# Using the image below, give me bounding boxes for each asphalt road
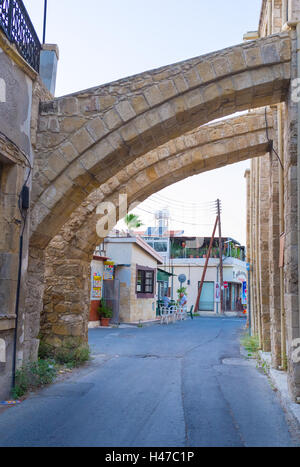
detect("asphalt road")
[0,317,299,447]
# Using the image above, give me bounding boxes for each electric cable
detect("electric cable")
[134,206,215,227]
[265,107,284,171]
[10,139,32,390]
[138,198,218,224]
[147,200,219,219]
[151,193,217,210]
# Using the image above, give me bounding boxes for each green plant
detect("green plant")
[12,359,57,399]
[170,244,182,259]
[177,286,187,301]
[55,345,91,368]
[39,339,91,369]
[257,358,270,375]
[124,214,143,230]
[241,333,260,357]
[98,299,113,319]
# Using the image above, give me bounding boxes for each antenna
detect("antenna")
[43,0,48,44]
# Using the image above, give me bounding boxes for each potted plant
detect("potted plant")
[177,286,187,302]
[98,299,113,327]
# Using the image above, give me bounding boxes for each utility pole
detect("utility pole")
[216,199,224,314]
[195,215,219,313]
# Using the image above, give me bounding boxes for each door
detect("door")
[198,281,215,311]
[103,279,120,324]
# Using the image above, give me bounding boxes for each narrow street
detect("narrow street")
[0,318,299,447]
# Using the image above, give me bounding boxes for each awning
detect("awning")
[157,268,176,282]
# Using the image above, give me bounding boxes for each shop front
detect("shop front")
[223,268,248,313]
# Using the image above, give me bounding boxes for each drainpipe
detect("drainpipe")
[297,23,300,342]
[278,104,287,369]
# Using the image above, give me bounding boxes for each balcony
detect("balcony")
[0,0,41,72]
[170,237,246,262]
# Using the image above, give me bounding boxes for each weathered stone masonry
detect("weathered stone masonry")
[28,23,299,402]
[41,111,273,349]
[0,28,52,398]
[30,32,291,249]
[246,0,300,400]
[1,0,300,404]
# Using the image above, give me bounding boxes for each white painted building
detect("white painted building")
[162,256,248,315]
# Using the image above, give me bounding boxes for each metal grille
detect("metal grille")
[0,0,41,72]
[103,279,120,325]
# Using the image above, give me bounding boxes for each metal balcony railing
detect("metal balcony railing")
[170,245,246,261]
[0,0,41,72]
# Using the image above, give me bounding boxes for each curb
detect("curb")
[258,351,300,433]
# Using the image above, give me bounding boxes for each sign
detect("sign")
[91,273,103,300]
[224,282,228,289]
[215,282,221,303]
[233,270,247,283]
[242,281,247,305]
[246,263,250,271]
[104,261,114,280]
[178,274,187,284]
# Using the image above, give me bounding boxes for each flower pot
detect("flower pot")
[100,317,111,327]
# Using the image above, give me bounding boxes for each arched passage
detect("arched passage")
[39,110,274,348]
[30,33,291,250]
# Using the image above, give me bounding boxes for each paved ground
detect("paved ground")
[0,317,299,447]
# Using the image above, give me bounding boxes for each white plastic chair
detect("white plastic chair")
[169,306,178,323]
[160,306,170,324]
[177,306,187,321]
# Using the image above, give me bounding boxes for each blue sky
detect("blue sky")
[25,0,263,244]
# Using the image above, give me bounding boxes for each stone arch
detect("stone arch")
[30,33,291,250]
[39,110,274,348]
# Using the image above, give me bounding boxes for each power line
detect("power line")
[151,193,217,209]
[148,200,217,215]
[134,206,215,228]
[140,199,218,222]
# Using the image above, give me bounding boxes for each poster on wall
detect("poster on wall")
[104,261,114,280]
[215,282,221,303]
[242,281,247,305]
[91,273,103,300]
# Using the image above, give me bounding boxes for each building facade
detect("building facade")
[104,235,163,323]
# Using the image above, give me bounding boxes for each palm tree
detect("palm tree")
[124,214,144,231]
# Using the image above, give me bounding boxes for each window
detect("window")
[136,267,155,297]
[153,241,168,252]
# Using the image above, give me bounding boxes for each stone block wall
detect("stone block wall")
[0,30,53,398]
[0,34,34,398]
[247,0,300,400]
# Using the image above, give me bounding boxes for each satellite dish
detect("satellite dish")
[178,274,187,284]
